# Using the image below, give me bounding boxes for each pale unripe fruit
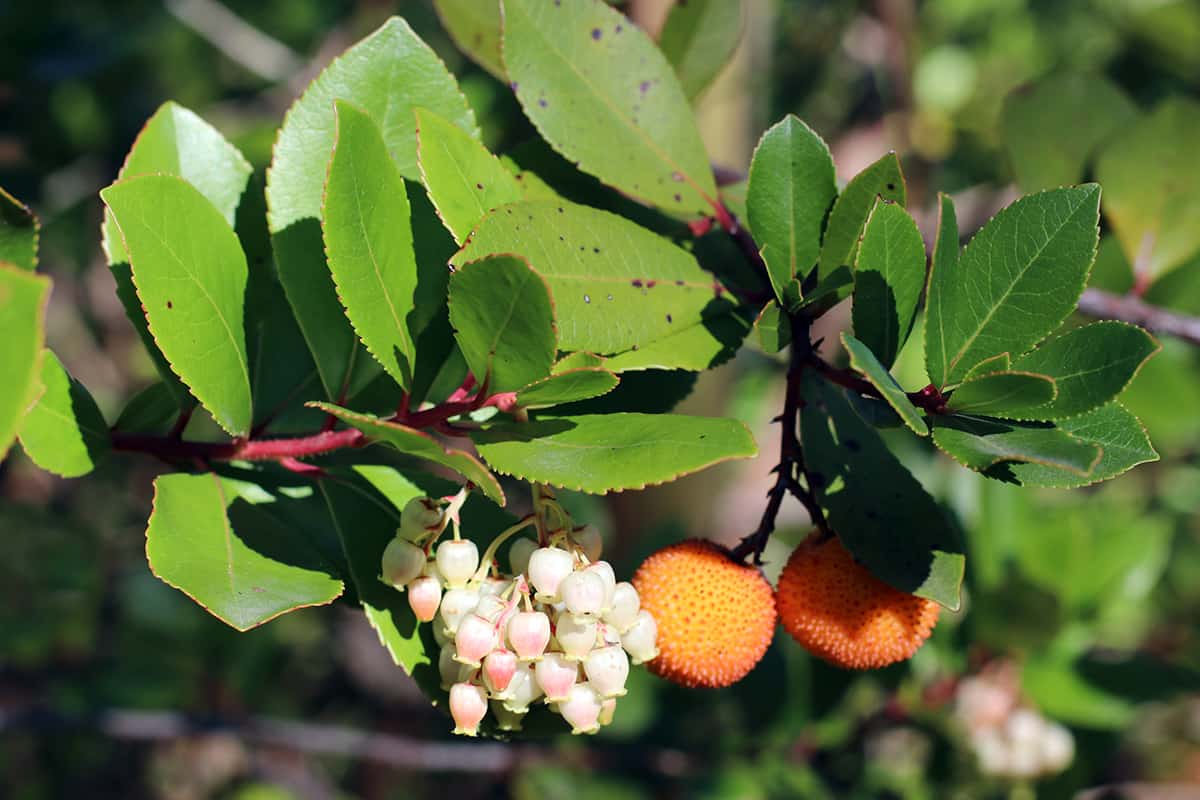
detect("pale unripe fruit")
[400,496,443,539]
[1041,722,1075,773]
[571,524,602,562]
[584,561,616,612]
[407,575,442,622]
[449,682,488,736]
[507,611,552,661]
[557,682,603,735]
[621,610,659,665]
[508,537,537,576]
[483,649,518,694]
[584,645,630,698]
[604,582,640,632]
[556,614,598,661]
[560,569,607,618]
[528,547,575,601]
[490,700,525,731]
[535,652,578,702]
[435,539,479,589]
[439,586,481,635]
[380,538,425,588]
[501,663,543,713]
[454,614,498,667]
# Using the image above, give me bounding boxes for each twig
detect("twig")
[165,0,302,82]
[1077,288,1200,347]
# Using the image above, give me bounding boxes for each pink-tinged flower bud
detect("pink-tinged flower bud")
[604,581,640,632]
[483,648,518,694]
[534,652,578,702]
[439,586,481,635]
[620,610,659,665]
[560,569,607,618]
[571,524,603,562]
[400,496,443,539]
[528,547,575,601]
[435,539,479,589]
[556,614,598,661]
[509,537,538,576]
[585,645,630,698]
[507,611,552,661]
[449,682,488,736]
[501,664,543,713]
[407,575,442,622]
[454,614,498,667]
[557,682,602,735]
[598,697,617,727]
[584,561,616,612]
[490,700,525,731]
[439,645,468,690]
[380,538,425,589]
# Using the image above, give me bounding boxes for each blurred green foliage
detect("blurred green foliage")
[3,0,1200,798]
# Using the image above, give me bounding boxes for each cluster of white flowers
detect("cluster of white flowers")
[956,674,1075,780]
[379,493,658,736]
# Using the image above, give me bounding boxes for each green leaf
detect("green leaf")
[754,302,791,354]
[1004,322,1161,419]
[962,353,1011,381]
[658,0,743,99]
[114,382,180,434]
[146,473,344,631]
[851,200,926,368]
[267,17,475,399]
[0,264,50,460]
[312,403,505,505]
[416,108,524,244]
[103,102,253,406]
[1001,73,1137,192]
[433,0,505,80]
[0,186,38,271]
[746,115,837,304]
[453,201,732,357]
[554,351,606,372]
[102,175,253,436]
[799,374,963,608]
[931,416,1100,476]
[322,101,420,390]
[501,0,718,217]
[990,402,1157,488]
[553,370,697,415]
[18,350,109,477]
[946,371,1057,416]
[817,152,906,284]
[924,185,1101,388]
[103,101,253,265]
[472,413,757,493]
[448,254,556,393]
[1096,98,1200,281]
[842,332,927,436]
[516,368,618,409]
[601,307,751,372]
[319,475,441,697]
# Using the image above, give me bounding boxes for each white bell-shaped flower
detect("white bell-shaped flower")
[584,645,630,698]
[557,682,603,735]
[556,614,598,661]
[453,614,498,667]
[560,569,607,618]
[507,610,552,661]
[501,663,543,713]
[603,581,640,632]
[435,539,479,589]
[406,575,442,622]
[380,538,425,588]
[449,682,488,736]
[439,586,481,636]
[527,547,575,601]
[620,609,659,665]
[534,652,578,702]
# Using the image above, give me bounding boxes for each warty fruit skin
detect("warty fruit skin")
[776,535,940,669]
[633,539,776,688]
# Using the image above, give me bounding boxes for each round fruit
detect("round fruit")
[632,539,776,688]
[776,535,940,669]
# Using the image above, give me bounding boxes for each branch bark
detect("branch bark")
[1077,288,1200,346]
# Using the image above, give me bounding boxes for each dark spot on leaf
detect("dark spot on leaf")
[557,207,564,213]
[646,280,657,288]
[591,28,602,40]
[476,182,484,189]
[510,82,519,92]
[675,280,685,286]
[558,235,565,241]
[639,80,651,93]
[631,344,638,351]
[538,98,548,108]
[674,193,682,203]
[593,247,601,254]
[631,279,643,288]
[887,183,896,191]
[666,314,672,323]
[615,24,623,33]
[166,301,173,309]
[671,172,684,182]
[607,294,614,301]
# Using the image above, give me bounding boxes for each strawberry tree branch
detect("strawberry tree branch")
[1077,288,1200,346]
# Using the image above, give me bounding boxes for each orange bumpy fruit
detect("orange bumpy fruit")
[777,536,939,669]
[632,539,775,688]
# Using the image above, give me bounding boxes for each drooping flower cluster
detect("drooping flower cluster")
[379,489,659,736]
